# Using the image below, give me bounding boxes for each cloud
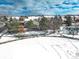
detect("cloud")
[0,4,15,10]
[0,0,79,16]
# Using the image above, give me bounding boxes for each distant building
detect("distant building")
[18,16,26,32]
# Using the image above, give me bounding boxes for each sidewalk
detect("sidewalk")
[0,34,17,43]
[47,33,79,40]
[62,34,79,40]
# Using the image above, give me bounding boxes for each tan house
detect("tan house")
[18,16,26,32]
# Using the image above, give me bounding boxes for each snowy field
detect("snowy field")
[0,36,79,59]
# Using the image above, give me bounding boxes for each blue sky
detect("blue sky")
[0,0,79,16]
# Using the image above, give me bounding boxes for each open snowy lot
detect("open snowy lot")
[0,36,79,59]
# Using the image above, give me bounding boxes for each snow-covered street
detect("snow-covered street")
[0,36,79,59]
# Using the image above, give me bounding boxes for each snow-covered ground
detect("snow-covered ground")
[48,32,79,39]
[0,36,79,59]
[62,34,79,38]
[0,34,17,42]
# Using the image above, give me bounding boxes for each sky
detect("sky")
[0,0,79,16]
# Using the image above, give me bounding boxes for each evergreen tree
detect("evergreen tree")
[64,15,72,26]
[27,20,36,29]
[6,18,20,33]
[39,16,49,30]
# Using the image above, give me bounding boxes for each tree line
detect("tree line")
[0,15,76,33]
